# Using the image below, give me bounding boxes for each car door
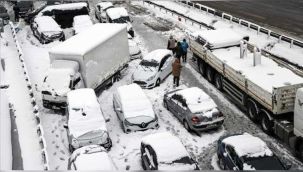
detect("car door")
[225,145,240,170]
[162,54,173,77]
[170,94,187,121]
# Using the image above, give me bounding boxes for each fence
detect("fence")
[8,21,49,171]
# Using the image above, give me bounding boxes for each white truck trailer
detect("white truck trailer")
[42,23,129,109]
[190,29,303,160]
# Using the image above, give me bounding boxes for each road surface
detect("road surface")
[196,0,303,40]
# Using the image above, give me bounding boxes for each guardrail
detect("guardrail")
[179,0,303,48]
[8,21,50,171]
[142,1,303,77]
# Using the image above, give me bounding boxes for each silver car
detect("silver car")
[163,87,224,132]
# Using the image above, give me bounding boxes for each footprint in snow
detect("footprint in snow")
[124,158,128,162]
[52,141,55,144]
[51,130,55,134]
[56,134,59,138]
[60,150,65,155]
[55,166,59,170]
[56,145,59,149]
[59,157,65,161]
[53,152,57,156]
[126,165,130,170]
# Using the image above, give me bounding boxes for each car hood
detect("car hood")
[133,66,157,81]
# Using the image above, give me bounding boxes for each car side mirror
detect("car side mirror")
[63,124,68,129]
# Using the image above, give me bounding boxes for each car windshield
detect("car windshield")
[140,60,159,68]
[112,16,130,23]
[243,155,285,170]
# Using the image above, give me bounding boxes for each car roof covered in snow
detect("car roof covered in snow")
[50,23,127,56]
[141,132,191,163]
[39,2,88,15]
[67,88,107,138]
[71,145,116,170]
[173,87,217,113]
[117,84,155,119]
[106,7,128,20]
[34,16,62,33]
[73,15,93,34]
[96,2,113,10]
[222,133,273,158]
[143,49,172,63]
[196,29,244,49]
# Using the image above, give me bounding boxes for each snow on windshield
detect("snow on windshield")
[35,16,62,33]
[44,69,72,96]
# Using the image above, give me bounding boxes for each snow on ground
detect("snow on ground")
[1,25,43,170]
[135,1,303,67]
[0,48,12,170]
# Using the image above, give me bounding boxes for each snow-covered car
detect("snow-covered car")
[68,145,117,170]
[141,132,199,170]
[66,88,112,152]
[95,2,113,23]
[132,49,173,88]
[0,5,9,21]
[30,16,65,44]
[41,60,84,109]
[217,133,287,170]
[163,87,224,132]
[128,34,142,59]
[73,15,93,35]
[105,7,134,37]
[113,84,159,133]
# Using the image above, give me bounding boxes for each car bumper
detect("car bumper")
[191,117,224,131]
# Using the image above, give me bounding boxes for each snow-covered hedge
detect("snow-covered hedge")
[8,21,49,170]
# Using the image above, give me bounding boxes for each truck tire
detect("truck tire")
[206,66,214,83]
[260,109,274,135]
[214,73,223,90]
[299,143,303,160]
[246,99,259,122]
[198,60,206,76]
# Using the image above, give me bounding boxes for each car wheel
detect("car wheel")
[260,110,274,135]
[141,158,147,170]
[218,156,225,170]
[163,100,169,110]
[183,120,191,132]
[68,144,74,153]
[156,78,161,87]
[298,143,303,160]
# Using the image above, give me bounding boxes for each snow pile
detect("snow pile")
[50,23,127,56]
[117,84,155,119]
[73,15,93,34]
[70,145,116,170]
[213,47,303,93]
[175,87,217,113]
[106,7,129,20]
[39,2,88,16]
[243,163,256,170]
[222,133,273,158]
[144,49,172,63]
[34,16,62,33]
[196,29,245,49]
[67,88,107,138]
[141,132,190,164]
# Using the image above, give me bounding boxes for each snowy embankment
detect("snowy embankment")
[137,1,303,68]
[0,58,12,170]
[1,25,44,170]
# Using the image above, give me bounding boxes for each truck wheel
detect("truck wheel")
[214,73,223,90]
[299,144,303,160]
[260,109,274,135]
[198,60,206,76]
[206,67,214,83]
[247,99,259,122]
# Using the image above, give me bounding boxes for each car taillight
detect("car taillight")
[191,116,200,124]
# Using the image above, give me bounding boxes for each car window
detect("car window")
[73,77,81,88]
[226,145,240,169]
[159,55,170,70]
[171,94,187,108]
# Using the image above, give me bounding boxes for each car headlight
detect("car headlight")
[147,75,156,81]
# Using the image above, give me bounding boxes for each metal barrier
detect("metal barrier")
[8,21,50,170]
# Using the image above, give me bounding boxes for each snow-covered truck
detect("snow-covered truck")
[42,23,129,109]
[190,29,303,159]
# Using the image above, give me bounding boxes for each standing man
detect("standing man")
[13,5,20,22]
[181,39,189,62]
[167,35,177,54]
[172,57,182,87]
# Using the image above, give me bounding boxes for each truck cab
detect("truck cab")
[42,60,84,109]
[294,88,303,138]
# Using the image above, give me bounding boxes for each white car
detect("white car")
[106,7,134,37]
[68,145,117,170]
[95,2,113,23]
[66,88,112,152]
[132,49,173,88]
[141,132,199,170]
[128,34,142,59]
[73,15,93,35]
[113,84,159,133]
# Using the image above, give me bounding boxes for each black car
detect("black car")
[31,16,65,44]
[15,1,33,17]
[0,5,9,21]
[141,132,199,170]
[217,133,288,170]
